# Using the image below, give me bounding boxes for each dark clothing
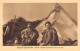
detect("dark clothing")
[21,28,39,46]
[42,28,59,46]
[3,25,13,44]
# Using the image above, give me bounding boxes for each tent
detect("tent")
[36,3,77,44]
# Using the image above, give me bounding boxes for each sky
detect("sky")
[3,3,77,25]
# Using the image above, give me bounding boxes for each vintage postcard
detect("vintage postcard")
[0,0,80,51]
[3,3,77,46]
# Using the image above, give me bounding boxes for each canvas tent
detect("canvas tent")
[36,3,77,44]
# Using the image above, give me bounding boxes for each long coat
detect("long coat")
[21,28,39,46]
[42,28,59,46]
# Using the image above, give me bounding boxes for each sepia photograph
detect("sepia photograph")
[3,3,77,46]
